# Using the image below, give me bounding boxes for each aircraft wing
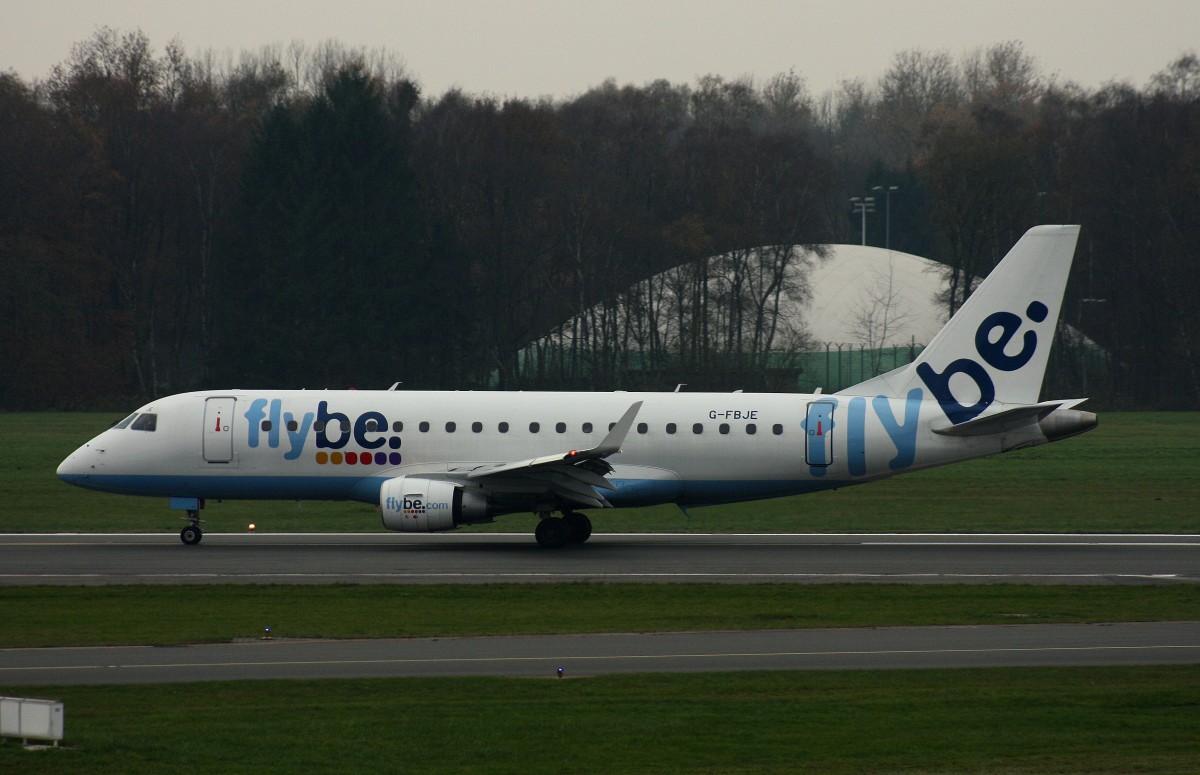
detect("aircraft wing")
[462,401,642,509]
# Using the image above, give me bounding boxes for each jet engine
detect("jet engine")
[379,476,491,532]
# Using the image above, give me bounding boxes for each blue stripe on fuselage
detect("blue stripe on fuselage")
[59,473,849,508]
[57,473,372,502]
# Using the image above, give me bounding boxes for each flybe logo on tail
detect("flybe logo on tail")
[917,301,1048,424]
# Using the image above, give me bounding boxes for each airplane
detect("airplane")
[58,225,1097,548]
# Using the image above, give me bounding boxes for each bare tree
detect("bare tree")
[848,254,915,373]
[963,41,1042,114]
[1148,53,1200,100]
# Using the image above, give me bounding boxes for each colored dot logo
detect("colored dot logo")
[316,451,401,465]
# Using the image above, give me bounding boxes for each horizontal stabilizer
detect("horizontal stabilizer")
[932,401,1068,436]
[932,399,1093,438]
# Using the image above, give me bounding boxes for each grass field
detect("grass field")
[3,668,1198,774]
[4,411,1198,534]
[3,583,1198,648]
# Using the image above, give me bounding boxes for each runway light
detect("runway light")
[556,667,564,678]
[248,523,256,531]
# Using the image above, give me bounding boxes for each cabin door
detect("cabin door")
[805,401,835,467]
[203,397,236,463]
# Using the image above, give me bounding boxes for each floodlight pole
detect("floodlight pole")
[872,185,899,250]
[850,196,875,246]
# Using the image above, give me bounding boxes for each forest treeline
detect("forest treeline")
[2,29,1198,409]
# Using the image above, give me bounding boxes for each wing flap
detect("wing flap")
[463,401,643,510]
[466,401,642,480]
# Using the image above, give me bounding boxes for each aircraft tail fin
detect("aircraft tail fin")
[838,225,1081,425]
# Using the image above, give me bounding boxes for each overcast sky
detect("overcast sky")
[5,1,1198,99]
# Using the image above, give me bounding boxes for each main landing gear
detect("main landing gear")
[534,511,592,548]
[180,510,203,546]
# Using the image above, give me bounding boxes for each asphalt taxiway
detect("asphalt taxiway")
[1,532,1197,585]
[3,622,1199,686]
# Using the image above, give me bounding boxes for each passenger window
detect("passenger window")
[131,413,157,432]
[499,422,509,433]
[113,413,138,429]
[609,423,616,431]
[261,420,272,432]
[719,423,730,434]
[746,423,757,435]
[772,424,784,435]
[419,421,430,432]
[365,419,379,432]
[666,423,676,434]
[340,419,350,432]
[287,420,298,432]
[392,421,403,432]
[472,421,483,433]
[692,423,703,434]
[446,422,457,433]
[556,422,566,433]
[530,422,540,433]
[314,420,326,432]
[637,422,648,434]
[582,422,593,433]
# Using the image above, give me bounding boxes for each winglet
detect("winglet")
[586,401,643,459]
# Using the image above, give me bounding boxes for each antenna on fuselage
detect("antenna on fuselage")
[674,384,686,392]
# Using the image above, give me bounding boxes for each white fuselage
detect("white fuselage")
[57,388,1047,512]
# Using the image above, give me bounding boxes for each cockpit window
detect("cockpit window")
[113,413,139,429]
[131,413,158,432]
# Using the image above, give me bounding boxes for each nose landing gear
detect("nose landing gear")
[180,510,204,545]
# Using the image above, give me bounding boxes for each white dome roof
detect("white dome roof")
[801,244,948,347]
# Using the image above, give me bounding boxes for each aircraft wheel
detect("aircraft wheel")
[180,525,203,546]
[564,512,592,543]
[534,517,570,549]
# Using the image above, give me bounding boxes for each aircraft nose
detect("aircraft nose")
[57,445,98,484]
[57,452,82,481]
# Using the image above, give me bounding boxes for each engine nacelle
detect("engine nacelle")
[379,476,491,533]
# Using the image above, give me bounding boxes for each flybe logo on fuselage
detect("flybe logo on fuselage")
[244,398,402,465]
[917,301,1048,425]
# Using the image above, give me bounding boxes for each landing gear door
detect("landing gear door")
[203,397,236,463]
[805,401,835,467]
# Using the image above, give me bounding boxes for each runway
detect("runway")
[3,622,1198,686]
[4,533,1197,686]
[1,532,1197,586]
